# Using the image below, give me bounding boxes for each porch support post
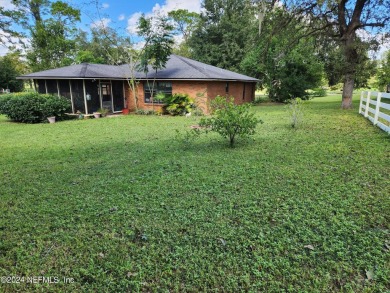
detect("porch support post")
[33,79,37,92]
[99,80,102,109]
[110,80,114,112]
[57,80,60,97]
[83,79,89,114]
[123,80,126,108]
[69,80,75,113]
[44,80,48,94]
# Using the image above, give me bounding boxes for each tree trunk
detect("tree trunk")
[341,34,358,109]
[341,73,354,109]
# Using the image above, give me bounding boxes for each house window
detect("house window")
[225,82,229,93]
[144,81,172,103]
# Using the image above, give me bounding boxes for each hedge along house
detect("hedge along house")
[18,55,258,114]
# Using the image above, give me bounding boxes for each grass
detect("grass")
[0,94,389,292]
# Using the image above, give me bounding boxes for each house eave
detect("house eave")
[18,77,259,82]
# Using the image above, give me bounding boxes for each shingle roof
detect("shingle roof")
[19,55,258,82]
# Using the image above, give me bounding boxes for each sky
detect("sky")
[0,0,202,55]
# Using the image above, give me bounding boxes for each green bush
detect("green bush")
[135,109,156,115]
[161,93,194,116]
[286,98,305,128]
[329,83,343,91]
[200,96,262,147]
[0,92,71,123]
[311,87,327,97]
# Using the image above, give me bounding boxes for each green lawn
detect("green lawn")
[0,95,389,292]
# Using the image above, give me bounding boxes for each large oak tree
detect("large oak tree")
[300,0,390,108]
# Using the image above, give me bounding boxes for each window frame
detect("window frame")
[144,81,172,104]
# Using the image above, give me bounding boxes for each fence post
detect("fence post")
[373,92,382,125]
[364,91,371,118]
[359,92,364,114]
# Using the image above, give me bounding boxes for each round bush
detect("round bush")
[0,92,71,123]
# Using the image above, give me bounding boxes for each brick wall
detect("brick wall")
[125,80,256,114]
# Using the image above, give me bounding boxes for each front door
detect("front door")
[100,82,112,111]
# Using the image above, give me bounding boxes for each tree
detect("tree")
[377,51,390,92]
[0,52,26,92]
[298,0,390,108]
[188,0,255,72]
[75,27,132,65]
[242,8,324,101]
[199,96,262,147]
[168,9,200,57]
[317,37,377,88]
[10,0,81,71]
[137,14,174,110]
[0,7,23,45]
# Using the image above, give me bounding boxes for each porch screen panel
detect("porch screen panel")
[85,80,100,113]
[71,80,85,113]
[112,80,124,111]
[46,80,58,95]
[58,80,73,112]
[37,80,46,94]
[58,80,71,99]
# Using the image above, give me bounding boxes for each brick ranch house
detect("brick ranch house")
[18,55,258,114]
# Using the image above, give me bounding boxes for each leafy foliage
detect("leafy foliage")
[137,14,174,109]
[376,50,390,92]
[199,96,262,147]
[161,93,194,116]
[0,92,71,123]
[137,14,174,75]
[168,9,200,58]
[74,27,132,65]
[0,53,25,92]
[11,0,81,71]
[241,10,323,102]
[286,98,305,128]
[188,0,255,72]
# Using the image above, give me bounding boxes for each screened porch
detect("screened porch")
[34,79,126,114]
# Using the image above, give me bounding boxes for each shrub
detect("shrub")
[329,83,343,91]
[0,92,71,123]
[286,98,305,128]
[96,108,110,117]
[135,109,156,115]
[161,93,194,116]
[199,96,262,147]
[311,87,327,97]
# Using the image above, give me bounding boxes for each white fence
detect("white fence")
[359,91,390,134]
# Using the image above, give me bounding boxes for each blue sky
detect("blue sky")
[75,0,201,33]
[0,0,202,55]
[80,0,201,36]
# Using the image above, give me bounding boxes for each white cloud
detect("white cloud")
[102,3,109,9]
[118,14,125,21]
[0,0,15,9]
[90,17,111,29]
[126,0,201,36]
[0,45,8,56]
[127,12,143,35]
[133,41,146,50]
[0,32,28,57]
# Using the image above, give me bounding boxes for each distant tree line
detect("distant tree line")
[1,0,389,106]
